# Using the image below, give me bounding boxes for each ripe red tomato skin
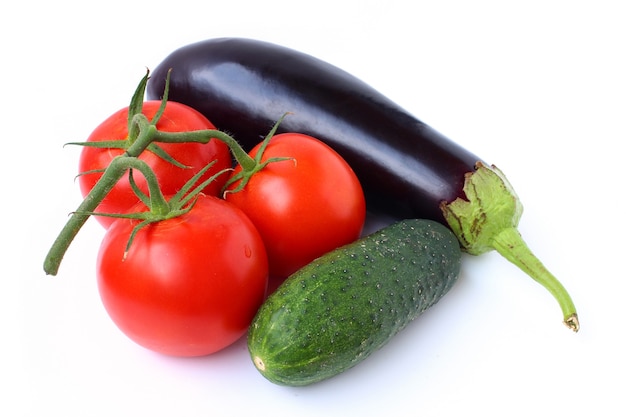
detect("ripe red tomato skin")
[96,194,268,357]
[225,133,366,285]
[78,101,231,228]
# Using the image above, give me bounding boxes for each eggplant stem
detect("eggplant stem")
[491,227,579,332]
[441,162,579,332]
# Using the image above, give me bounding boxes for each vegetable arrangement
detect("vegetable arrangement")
[43,38,578,386]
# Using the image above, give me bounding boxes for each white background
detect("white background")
[4,1,625,416]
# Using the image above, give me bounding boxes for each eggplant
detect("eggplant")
[146,37,578,331]
[147,38,479,224]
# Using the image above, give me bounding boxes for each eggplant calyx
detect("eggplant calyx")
[441,162,579,332]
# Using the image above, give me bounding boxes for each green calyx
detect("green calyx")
[222,112,294,195]
[441,162,579,332]
[74,158,228,259]
[442,162,522,255]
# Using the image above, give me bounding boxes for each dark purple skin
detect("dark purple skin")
[146,37,482,226]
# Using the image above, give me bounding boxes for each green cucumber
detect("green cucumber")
[247,219,462,386]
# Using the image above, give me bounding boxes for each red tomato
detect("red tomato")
[224,133,366,286]
[96,194,268,357]
[78,101,231,228]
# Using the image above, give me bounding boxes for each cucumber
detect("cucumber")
[247,219,462,386]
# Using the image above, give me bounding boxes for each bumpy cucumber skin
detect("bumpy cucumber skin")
[247,219,462,386]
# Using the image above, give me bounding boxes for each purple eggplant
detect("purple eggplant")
[146,37,578,331]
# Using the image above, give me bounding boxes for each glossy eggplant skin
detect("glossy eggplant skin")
[146,37,482,224]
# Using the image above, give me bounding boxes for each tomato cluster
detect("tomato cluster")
[69,80,366,357]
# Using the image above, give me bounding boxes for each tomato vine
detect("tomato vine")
[43,70,289,275]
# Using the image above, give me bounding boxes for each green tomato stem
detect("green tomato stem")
[126,158,171,215]
[44,69,257,276]
[44,117,251,276]
[44,114,245,276]
[220,114,293,194]
[152,128,257,171]
[441,162,579,332]
[44,156,137,275]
